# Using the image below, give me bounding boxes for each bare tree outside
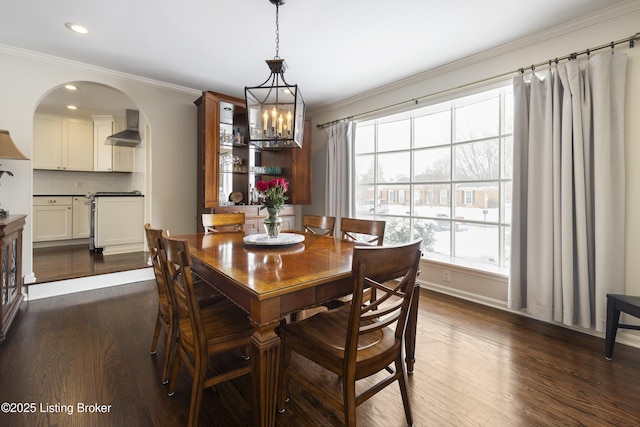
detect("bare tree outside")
[454,140,499,181]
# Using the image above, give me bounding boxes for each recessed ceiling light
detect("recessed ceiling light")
[67,105,78,110]
[65,22,88,34]
[65,84,77,91]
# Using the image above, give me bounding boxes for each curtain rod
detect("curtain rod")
[316,31,639,130]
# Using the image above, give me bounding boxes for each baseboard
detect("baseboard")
[34,239,90,249]
[25,268,154,300]
[617,329,640,350]
[420,280,509,311]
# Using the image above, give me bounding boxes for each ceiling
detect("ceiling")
[0,0,630,114]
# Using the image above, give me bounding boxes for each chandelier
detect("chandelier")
[245,0,305,149]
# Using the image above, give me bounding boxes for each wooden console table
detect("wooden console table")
[0,214,26,344]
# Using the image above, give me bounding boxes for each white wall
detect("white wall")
[0,45,202,280]
[307,4,640,338]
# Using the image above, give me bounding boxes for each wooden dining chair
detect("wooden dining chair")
[202,212,245,234]
[317,217,387,312]
[303,214,336,237]
[291,213,336,322]
[340,217,386,246]
[162,231,254,427]
[144,224,224,385]
[277,239,422,426]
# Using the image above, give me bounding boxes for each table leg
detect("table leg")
[251,322,281,427]
[405,284,420,374]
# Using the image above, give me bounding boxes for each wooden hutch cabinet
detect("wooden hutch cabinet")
[195,91,312,232]
[0,214,26,344]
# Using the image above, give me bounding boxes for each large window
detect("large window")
[352,84,513,270]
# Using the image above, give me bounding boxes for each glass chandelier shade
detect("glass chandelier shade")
[245,59,304,149]
[245,0,305,149]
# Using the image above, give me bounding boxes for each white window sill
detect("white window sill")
[420,252,509,280]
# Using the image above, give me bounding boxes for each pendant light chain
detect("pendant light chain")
[274,3,280,59]
[245,0,305,148]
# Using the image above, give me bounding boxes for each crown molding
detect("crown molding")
[0,43,201,97]
[311,0,640,116]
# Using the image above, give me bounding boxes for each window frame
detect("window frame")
[351,83,513,272]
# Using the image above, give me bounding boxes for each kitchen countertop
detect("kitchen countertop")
[92,194,144,197]
[34,193,144,197]
[34,194,88,197]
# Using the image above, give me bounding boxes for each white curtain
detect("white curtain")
[509,52,627,332]
[325,121,352,224]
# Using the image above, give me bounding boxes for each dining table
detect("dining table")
[178,231,419,427]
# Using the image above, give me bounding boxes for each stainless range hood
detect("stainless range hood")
[105,109,141,147]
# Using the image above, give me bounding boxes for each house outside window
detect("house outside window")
[352,84,513,270]
[439,189,448,205]
[463,189,474,206]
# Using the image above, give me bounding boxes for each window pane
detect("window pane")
[455,97,499,142]
[454,223,498,265]
[421,218,450,256]
[454,182,500,222]
[355,154,375,184]
[412,183,450,218]
[378,119,410,152]
[354,123,375,154]
[414,110,451,148]
[413,147,450,182]
[383,218,411,245]
[384,218,437,251]
[378,184,410,216]
[378,152,410,183]
[351,83,512,272]
[354,185,375,216]
[454,139,499,180]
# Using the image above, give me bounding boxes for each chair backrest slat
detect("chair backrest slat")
[340,217,386,246]
[202,213,245,234]
[303,215,336,236]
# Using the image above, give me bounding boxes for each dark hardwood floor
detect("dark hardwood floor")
[32,244,150,284]
[1,281,640,426]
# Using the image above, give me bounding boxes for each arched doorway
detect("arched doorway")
[31,81,149,284]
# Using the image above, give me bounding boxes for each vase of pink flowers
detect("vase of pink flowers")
[256,178,288,238]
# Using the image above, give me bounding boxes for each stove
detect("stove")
[86,191,142,197]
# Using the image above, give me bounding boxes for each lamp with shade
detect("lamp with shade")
[0,129,30,217]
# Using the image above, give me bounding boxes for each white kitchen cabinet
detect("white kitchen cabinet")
[94,196,144,254]
[33,114,62,170]
[93,116,134,172]
[93,115,114,171]
[112,119,134,172]
[33,197,73,242]
[33,114,93,171]
[62,118,94,170]
[72,196,90,239]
